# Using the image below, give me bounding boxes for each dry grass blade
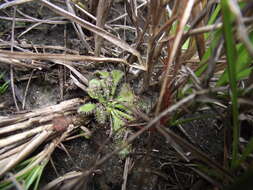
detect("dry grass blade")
[0,57,42,69]
[107,1,147,24]
[192,1,206,59]
[18,22,44,38]
[0,125,50,148]
[95,0,113,56]
[42,171,83,190]
[0,98,87,178]
[0,0,33,9]
[0,16,67,24]
[142,0,167,90]
[38,0,145,70]
[1,124,87,187]
[54,60,88,87]
[0,114,57,135]
[10,5,19,112]
[156,126,233,182]
[0,141,30,160]
[156,0,195,115]
[0,50,128,64]
[187,17,253,36]
[121,157,131,190]
[66,0,91,52]
[0,129,53,176]
[0,98,83,125]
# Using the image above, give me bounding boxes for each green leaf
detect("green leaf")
[0,155,48,190]
[113,108,133,121]
[0,72,9,94]
[195,29,222,78]
[235,137,253,168]
[96,70,110,78]
[95,104,107,124]
[116,83,134,104]
[113,103,132,115]
[82,70,135,136]
[100,78,111,99]
[78,103,96,114]
[217,32,253,86]
[0,81,8,94]
[113,103,127,110]
[0,72,5,79]
[87,79,102,99]
[118,144,130,158]
[182,37,190,50]
[111,70,124,96]
[111,110,125,131]
[237,67,253,79]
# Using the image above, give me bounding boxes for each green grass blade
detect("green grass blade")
[0,81,9,94]
[221,0,240,169]
[33,166,44,190]
[217,31,253,86]
[208,4,221,25]
[235,137,253,168]
[25,166,41,189]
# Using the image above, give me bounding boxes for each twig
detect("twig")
[22,69,35,109]
[0,15,67,24]
[66,0,91,52]
[107,1,147,24]
[10,6,20,111]
[42,171,83,190]
[0,0,33,9]
[121,157,131,190]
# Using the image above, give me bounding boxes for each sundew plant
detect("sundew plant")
[78,70,135,134]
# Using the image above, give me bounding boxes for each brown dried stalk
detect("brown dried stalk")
[95,0,113,56]
[0,98,89,176]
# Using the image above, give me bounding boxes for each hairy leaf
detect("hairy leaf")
[95,104,107,124]
[116,83,134,104]
[87,79,103,100]
[111,110,125,131]
[96,70,110,78]
[78,103,96,114]
[111,70,124,96]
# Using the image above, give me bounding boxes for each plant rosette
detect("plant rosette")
[78,70,135,136]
